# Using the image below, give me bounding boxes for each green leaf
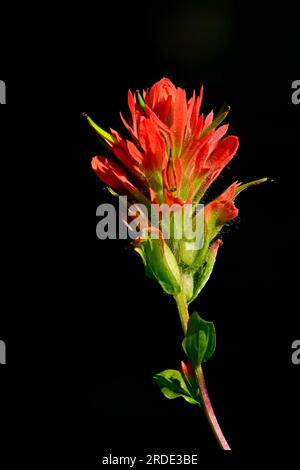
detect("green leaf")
[153,369,201,406]
[137,91,146,112]
[182,312,216,367]
[234,177,268,196]
[83,113,116,144]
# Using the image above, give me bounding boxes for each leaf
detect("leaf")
[83,114,116,144]
[153,369,201,406]
[234,177,268,196]
[137,91,146,112]
[182,312,216,367]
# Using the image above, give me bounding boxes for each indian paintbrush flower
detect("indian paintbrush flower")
[84,78,267,450]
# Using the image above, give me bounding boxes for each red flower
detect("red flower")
[85,78,239,206]
[85,79,267,294]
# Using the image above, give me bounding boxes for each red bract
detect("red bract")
[85,78,239,206]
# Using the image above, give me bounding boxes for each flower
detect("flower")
[85,78,239,206]
[85,78,267,299]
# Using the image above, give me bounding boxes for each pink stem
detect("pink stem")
[175,293,231,450]
[195,366,231,450]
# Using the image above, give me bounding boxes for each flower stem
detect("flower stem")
[174,292,231,451]
[194,366,231,450]
[174,291,189,333]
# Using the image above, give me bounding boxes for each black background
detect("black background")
[0,0,299,467]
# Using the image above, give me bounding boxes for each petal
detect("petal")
[128,90,137,131]
[205,200,239,229]
[203,110,214,129]
[138,118,167,171]
[171,87,188,151]
[91,156,137,193]
[109,130,144,178]
[194,142,211,172]
[206,135,239,170]
[215,181,241,202]
[146,77,177,111]
[204,181,240,240]
[120,112,136,140]
[186,90,196,133]
[210,124,229,144]
[126,140,143,165]
[190,85,204,131]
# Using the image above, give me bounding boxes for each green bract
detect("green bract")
[135,238,181,295]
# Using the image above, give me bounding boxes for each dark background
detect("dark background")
[0,0,299,467]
